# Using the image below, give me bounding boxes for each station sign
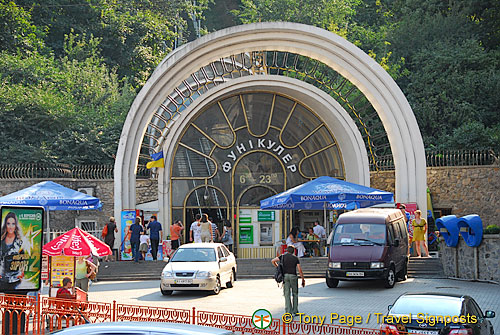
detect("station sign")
[257,211,275,222]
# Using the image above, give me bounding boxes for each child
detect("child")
[139,232,150,261]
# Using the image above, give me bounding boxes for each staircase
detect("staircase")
[407,255,445,279]
[96,257,328,281]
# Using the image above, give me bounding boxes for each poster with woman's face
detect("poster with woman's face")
[0,206,44,293]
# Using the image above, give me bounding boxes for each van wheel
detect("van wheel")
[326,277,339,288]
[384,267,396,288]
[397,263,407,281]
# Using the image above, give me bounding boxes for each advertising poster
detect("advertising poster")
[50,255,74,287]
[0,206,44,293]
[239,225,254,244]
[121,210,136,261]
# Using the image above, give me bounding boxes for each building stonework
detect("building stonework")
[0,165,498,233]
[439,235,500,283]
[371,166,500,226]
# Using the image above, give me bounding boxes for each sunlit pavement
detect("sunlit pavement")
[88,277,500,331]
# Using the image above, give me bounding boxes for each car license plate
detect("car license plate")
[174,279,193,284]
[346,272,364,277]
[409,330,439,335]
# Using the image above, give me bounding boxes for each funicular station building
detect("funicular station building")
[114,23,427,258]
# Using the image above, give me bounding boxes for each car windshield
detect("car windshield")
[390,296,462,316]
[170,248,217,262]
[332,223,386,245]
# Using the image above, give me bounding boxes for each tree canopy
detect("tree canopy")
[0,0,498,166]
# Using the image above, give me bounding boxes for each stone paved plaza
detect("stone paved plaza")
[88,277,500,331]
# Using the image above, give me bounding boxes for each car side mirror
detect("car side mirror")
[387,304,393,311]
[485,310,495,318]
[393,239,400,247]
[219,257,227,262]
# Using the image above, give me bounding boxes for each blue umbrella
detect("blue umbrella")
[0,181,102,210]
[0,181,102,240]
[260,176,393,210]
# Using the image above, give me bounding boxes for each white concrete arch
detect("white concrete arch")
[157,76,369,226]
[114,22,426,232]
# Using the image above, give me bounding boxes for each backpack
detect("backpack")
[221,229,230,243]
[274,255,284,284]
[102,224,108,238]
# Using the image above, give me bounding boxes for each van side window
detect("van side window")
[393,222,402,239]
[387,226,395,244]
[398,220,408,240]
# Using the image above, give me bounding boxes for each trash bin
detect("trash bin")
[435,215,459,247]
[457,215,483,247]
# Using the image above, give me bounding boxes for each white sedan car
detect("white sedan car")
[160,243,237,295]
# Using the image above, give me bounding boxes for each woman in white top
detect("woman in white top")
[286,227,306,258]
[199,214,213,243]
[222,220,233,252]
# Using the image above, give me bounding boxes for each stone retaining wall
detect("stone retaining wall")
[438,235,500,283]
[371,166,500,226]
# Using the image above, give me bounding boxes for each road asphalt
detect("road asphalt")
[87,277,500,331]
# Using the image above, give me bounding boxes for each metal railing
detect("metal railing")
[0,164,151,180]
[373,149,498,171]
[0,293,391,335]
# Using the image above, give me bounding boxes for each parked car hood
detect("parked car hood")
[164,261,219,272]
[329,245,386,262]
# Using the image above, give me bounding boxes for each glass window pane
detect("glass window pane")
[171,179,203,207]
[300,125,335,155]
[240,187,277,207]
[271,95,295,128]
[241,93,273,136]
[220,95,246,129]
[281,104,321,148]
[186,187,226,207]
[194,103,234,147]
[180,125,214,154]
[172,146,216,177]
[300,146,343,178]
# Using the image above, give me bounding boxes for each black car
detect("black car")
[381,293,495,335]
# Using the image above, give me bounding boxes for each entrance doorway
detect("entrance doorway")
[184,208,228,244]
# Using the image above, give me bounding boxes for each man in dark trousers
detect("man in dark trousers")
[127,217,143,263]
[271,245,305,316]
[147,215,163,260]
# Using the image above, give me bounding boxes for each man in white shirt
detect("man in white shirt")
[189,213,202,243]
[313,221,327,256]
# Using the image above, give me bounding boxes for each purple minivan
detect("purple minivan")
[326,208,409,288]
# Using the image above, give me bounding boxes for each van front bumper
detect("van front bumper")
[327,268,387,280]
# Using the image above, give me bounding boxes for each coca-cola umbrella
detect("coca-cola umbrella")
[42,227,111,257]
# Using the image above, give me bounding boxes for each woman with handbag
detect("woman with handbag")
[221,220,233,252]
[75,256,97,292]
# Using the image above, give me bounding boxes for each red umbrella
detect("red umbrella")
[43,227,112,257]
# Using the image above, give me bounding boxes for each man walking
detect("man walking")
[127,217,143,263]
[147,215,163,260]
[190,214,202,243]
[103,217,118,262]
[209,217,220,242]
[271,245,305,316]
[313,221,327,256]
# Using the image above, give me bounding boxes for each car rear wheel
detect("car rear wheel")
[384,266,396,288]
[212,276,221,295]
[226,272,234,288]
[161,288,173,296]
[326,277,339,288]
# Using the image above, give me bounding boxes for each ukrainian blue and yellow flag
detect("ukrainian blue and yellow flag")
[146,151,164,169]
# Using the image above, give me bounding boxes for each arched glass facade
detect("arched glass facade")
[170,92,345,257]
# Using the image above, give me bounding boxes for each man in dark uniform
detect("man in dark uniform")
[271,245,305,316]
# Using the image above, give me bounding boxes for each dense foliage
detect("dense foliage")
[0,0,498,165]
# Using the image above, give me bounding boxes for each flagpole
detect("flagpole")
[46,209,50,244]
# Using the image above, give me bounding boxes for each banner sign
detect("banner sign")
[0,206,44,293]
[258,211,275,222]
[121,210,136,261]
[50,255,74,287]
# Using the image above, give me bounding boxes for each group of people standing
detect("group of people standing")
[189,214,233,251]
[126,215,163,263]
